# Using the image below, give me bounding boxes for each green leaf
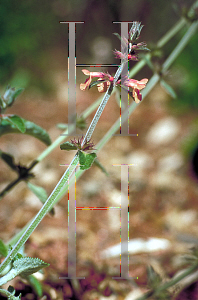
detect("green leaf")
[113,32,128,46]
[89,79,106,89]
[2,86,24,107]
[3,115,26,133]
[27,275,43,297]
[27,182,55,215]
[147,265,162,289]
[12,88,24,100]
[76,115,87,130]
[0,96,6,109]
[93,158,109,176]
[0,151,17,171]
[27,182,48,203]
[0,118,51,145]
[60,141,78,151]
[142,54,155,71]
[12,257,47,277]
[56,123,68,130]
[0,239,8,257]
[0,257,49,285]
[160,79,177,99]
[78,151,97,170]
[14,257,49,277]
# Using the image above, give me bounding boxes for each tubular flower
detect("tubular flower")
[124,78,148,103]
[80,69,106,91]
[80,69,120,93]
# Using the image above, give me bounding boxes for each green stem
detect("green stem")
[0,288,20,300]
[0,7,188,201]
[0,176,22,199]
[6,16,197,254]
[135,263,198,300]
[0,154,79,273]
[162,20,198,72]
[129,16,187,78]
[0,61,127,275]
[82,62,126,144]
[157,18,186,48]
[1,12,197,281]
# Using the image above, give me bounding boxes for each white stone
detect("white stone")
[158,152,184,172]
[124,290,144,300]
[101,238,171,258]
[127,151,154,170]
[146,117,181,146]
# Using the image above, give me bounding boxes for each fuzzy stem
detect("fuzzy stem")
[0,154,79,273]
[0,61,127,276]
[1,12,197,282]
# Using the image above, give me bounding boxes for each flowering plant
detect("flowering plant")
[80,22,149,102]
[0,7,197,297]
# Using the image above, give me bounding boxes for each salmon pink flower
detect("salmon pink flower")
[80,69,106,91]
[124,78,148,103]
[80,69,120,93]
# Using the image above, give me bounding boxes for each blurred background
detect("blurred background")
[0,0,197,106]
[0,0,198,298]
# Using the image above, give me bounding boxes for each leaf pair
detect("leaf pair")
[60,141,96,170]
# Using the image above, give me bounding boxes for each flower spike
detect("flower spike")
[114,21,150,62]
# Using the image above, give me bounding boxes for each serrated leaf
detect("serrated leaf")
[0,151,17,171]
[0,118,51,145]
[78,151,97,170]
[27,275,43,297]
[0,258,49,286]
[160,79,177,99]
[0,257,49,285]
[13,257,49,277]
[60,141,78,151]
[13,253,23,261]
[27,182,54,215]
[0,239,8,257]
[3,115,26,133]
